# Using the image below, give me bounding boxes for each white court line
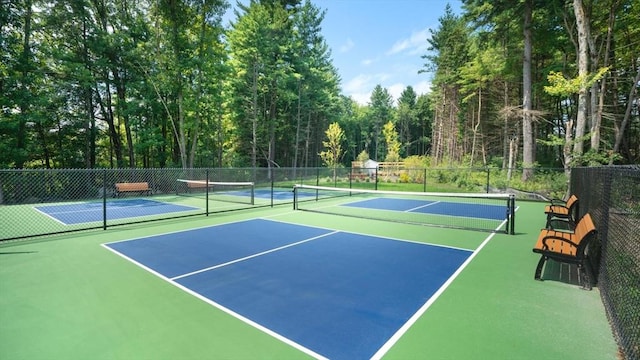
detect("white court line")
[263,216,474,253]
[170,230,339,281]
[32,206,70,226]
[371,205,520,360]
[405,200,440,212]
[101,225,331,360]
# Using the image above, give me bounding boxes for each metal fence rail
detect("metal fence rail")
[571,166,640,360]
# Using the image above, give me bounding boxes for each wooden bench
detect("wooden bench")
[114,182,151,197]
[544,194,579,229]
[185,180,213,192]
[532,213,597,289]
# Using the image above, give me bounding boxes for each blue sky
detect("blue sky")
[315,0,462,105]
[225,0,462,105]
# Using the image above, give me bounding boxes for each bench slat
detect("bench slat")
[114,182,151,197]
[533,213,596,289]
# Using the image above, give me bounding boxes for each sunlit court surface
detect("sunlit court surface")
[104,218,473,359]
[0,187,619,360]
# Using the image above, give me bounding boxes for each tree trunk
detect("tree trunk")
[610,65,640,163]
[592,1,617,151]
[502,81,509,170]
[113,70,135,168]
[521,0,534,181]
[572,0,589,157]
[15,0,33,169]
[96,78,124,168]
[293,79,302,175]
[251,62,258,168]
[470,87,482,167]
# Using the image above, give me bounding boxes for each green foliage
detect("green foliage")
[368,85,394,160]
[423,4,470,86]
[1,0,638,169]
[573,149,622,166]
[544,67,610,96]
[319,122,345,168]
[382,120,401,163]
[356,150,370,162]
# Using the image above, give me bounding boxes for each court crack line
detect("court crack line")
[170,230,340,281]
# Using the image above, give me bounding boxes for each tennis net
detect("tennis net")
[293,184,516,234]
[176,179,255,206]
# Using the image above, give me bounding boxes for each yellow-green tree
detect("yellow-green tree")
[319,122,345,179]
[382,121,401,162]
[382,120,401,178]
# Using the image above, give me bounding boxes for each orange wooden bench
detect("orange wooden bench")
[544,194,579,229]
[532,212,597,289]
[114,182,151,197]
[185,180,213,192]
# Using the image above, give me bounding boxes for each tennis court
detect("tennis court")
[35,199,200,225]
[104,219,472,359]
[0,188,619,359]
[294,185,515,234]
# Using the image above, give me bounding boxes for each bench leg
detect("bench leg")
[534,255,547,281]
[578,261,593,291]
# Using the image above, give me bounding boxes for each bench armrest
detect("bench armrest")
[541,234,579,249]
[549,198,567,206]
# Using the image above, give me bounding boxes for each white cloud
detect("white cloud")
[343,74,372,94]
[343,74,385,105]
[350,92,372,106]
[387,83,406,104]
[342,71,434,106]
[413,80,432,95]
[386,28,430,56]
[361,58,375,66]
[340,38,354,53]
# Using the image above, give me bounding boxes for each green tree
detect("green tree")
[368,85,394,161]
[414,93,433,156]
[422,4,469,164]
[396,86,418,158]
[319,122,345,179]
[382,121,401,162]
[289,0,340,168]
[458,41,507,166]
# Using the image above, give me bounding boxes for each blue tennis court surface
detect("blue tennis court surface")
[105,219,472,359]
[35,199,199,225]
[343,197,507,220]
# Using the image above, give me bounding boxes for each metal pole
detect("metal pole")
[102,169,107,230]
[205,169,209,216]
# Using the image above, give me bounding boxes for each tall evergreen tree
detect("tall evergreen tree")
[422,4,469,164]
[368,85,394,161]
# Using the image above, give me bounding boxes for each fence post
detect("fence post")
[375,168,378,191]
[349,167,353,189]
[102,169,107,230]
[510,195,515,235]
[423,168,427,192]
[293,185,297,210]
[205,169,209,216]
[486,168,490,193]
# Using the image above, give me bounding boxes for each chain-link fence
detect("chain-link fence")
[571,166,640,360]
[2,165,636,356]
[1,166,567,242]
